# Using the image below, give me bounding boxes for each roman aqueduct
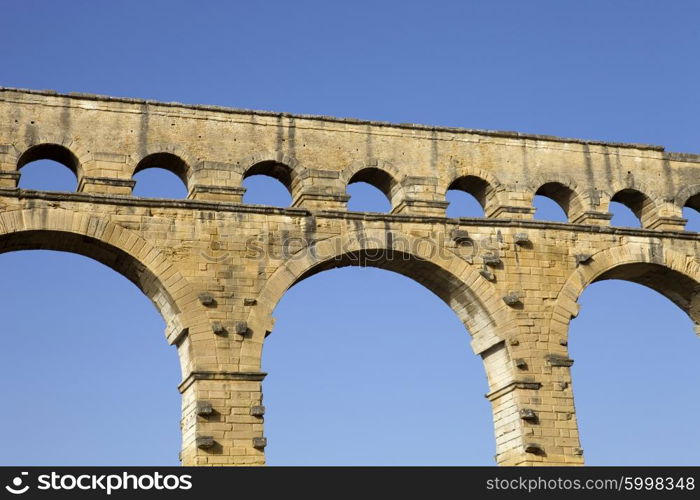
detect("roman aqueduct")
[0,88,698,465]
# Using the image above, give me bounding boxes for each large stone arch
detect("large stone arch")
[0,207,210,376]
[244,228,528,464]
[246,228,515,361]
[549,242,700,340]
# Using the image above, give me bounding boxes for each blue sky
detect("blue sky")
[0,0,698,465]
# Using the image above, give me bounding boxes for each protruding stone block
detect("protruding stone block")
[234,321,248,336]
[545,354,574,367]
[514,233,530,245]
[252,437,267,449]
[196,436,215,449]
[479,268,495,281]
[524,442,544,454]
[519,408,538,421]
[575,253,592,265]
[503,291,522,306]
[450,229,470,244]
[212,321,227,336]
[198,292,216,306]
[250,405,266,417]
[483,254,502,266]
[196,401,213,416]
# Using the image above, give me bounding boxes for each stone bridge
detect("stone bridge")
[0,88,698,465]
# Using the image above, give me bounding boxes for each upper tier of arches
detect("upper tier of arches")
[2,141,699,232]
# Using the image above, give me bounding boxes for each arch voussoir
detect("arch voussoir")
[0,208,209,364]
[551,242,700,339]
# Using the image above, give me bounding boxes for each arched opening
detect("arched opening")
[17,144,79,192]
[133,168,188,198]
[0,246,181,465]
[263,265,493,465]
[568,264,700,464]
[347,168,395,213]
[533,182,575,222]
[242,161,293,207]
[446,176,489,218]
[608,201,641,227]
[610,189,654,228]
[133,153,189,198]
[683,193,700,232]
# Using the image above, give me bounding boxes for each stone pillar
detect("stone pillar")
[481,340,584,466]
[0,171,19,189]
[570,211,612,226]
[78,153,136,195]
[178,371,266,466]
[0,144,19,188]
[187,161,247,202]
[292,169,350,210]
[645,201,687,231]
[78,177,135,195]
[188,185,246,202]
[391,176,449,216]
[485,185,536,220]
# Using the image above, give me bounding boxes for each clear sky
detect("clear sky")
[0,0,698,465]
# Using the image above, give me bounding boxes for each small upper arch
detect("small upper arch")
[237,153,301,207]
[11,133,90,177]
[675,184,700,212]
[244,160,295,195]
[445,167,502,217]
[607,187,657,228]
[237,152,299,186]
[132,152,190,198]
[528,175,585,222]
[17,143,81,175]
[342,159,405,211]
[134,152,190,185]
[348,167,396,197]
[675,184,700,231]
[16,143,82,191]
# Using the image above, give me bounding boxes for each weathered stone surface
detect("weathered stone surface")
[0,88,698,467]
[195,401,213,416]
[197,292,216,306]
[250,405,266,417]
[519,408,538,421]
[196,436,215,449]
